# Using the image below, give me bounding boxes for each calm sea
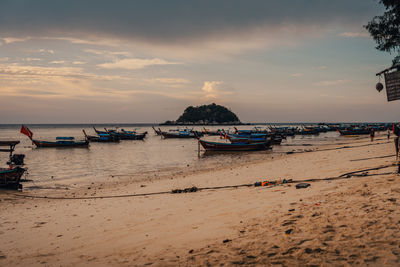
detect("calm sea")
[0,124,342,189]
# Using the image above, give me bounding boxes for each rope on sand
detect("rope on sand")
[287,141,391,154]
[350,154,395,161]
[6,164,397,200]
[338,164,396,177]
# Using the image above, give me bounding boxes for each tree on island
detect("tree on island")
[175,103,240,124]
[365,0,400,66]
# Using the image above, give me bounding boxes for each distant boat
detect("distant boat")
[31,137,89,148]
[194,133,270,151]
[198,138,271,151]
[227,134,283,145]
[202,127,224,135]
[83,130,120,142]
[20,125,89,148]
[159,128,203,139]
[95,127,147,140]
[114,129,147,140]
[0,140,26,189]
[339,128,371,136]
[268,126,296,137]
[93,127,118,135]
[152,126,162,135]
[298,127,319,135]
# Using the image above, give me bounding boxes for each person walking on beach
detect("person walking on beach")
[370,128,375,142]
[387,129,391,139]
[394,124,400,159]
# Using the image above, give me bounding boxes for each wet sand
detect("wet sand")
[1,134,399,266]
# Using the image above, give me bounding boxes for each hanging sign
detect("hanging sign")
[384,69,400,101]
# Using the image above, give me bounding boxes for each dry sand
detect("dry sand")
[1,134,400,266]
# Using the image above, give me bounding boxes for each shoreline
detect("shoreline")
[1,134,399,266]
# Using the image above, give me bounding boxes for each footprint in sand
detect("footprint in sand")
[32,221,47,228]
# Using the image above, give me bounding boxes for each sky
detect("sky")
[0,0,398,123]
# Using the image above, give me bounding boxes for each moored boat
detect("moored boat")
[21,125,89,148]
[227,134,283,145]
[83,130,120,142]
[160,128,203,138]
[198,138,271,151]
[202,127,224,136]
[114,129,147,140]
[0,141,26,189]
[152,126,163,135]
[339,128,371,136]
[194,132,270,151]
[31,138,89,148]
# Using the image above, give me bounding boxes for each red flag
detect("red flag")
[20,125,33,139]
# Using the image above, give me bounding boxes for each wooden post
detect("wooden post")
[394,136,400,173]
[396,137,400,173]
[198,140,200,157]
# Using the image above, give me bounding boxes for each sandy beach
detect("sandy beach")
[1,134,400,266]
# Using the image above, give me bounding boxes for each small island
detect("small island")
[162,103,244,125]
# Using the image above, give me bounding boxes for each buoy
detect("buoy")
[376,82,383,92]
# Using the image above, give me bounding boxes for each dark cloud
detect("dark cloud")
[0,0,381,43]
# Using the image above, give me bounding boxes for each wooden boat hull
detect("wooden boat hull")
[161,132,200,138]
[0,167,25,189]
[86,135,120,142]
[33,139,89,148]
[202,128,223,135]
[118,132,147,140]
[199,139,270,151]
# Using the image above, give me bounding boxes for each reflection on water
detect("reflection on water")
[0,124,344,188]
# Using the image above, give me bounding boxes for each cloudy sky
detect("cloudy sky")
[0,0,397,123]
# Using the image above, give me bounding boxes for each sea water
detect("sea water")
[0,124,342,189]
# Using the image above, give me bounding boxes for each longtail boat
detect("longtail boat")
[298,127,319,135]
[227,134,283,145]
[194,133,270,151]
[114,129,147,140]
[198,138,271,151]
[234,127,269,135]
[159,128,203,138]
[94,127,147,140]
[152,126,162,135]
[339,128,371,136]
[20,125,89,148]
[83,130,120,142]
[0,141,26,189]
[31,137,89,148]
[202,128,224,136]
[269,126,296,137]
[93,127,118,135]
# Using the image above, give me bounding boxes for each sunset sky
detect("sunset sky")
[0,0,398,123]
